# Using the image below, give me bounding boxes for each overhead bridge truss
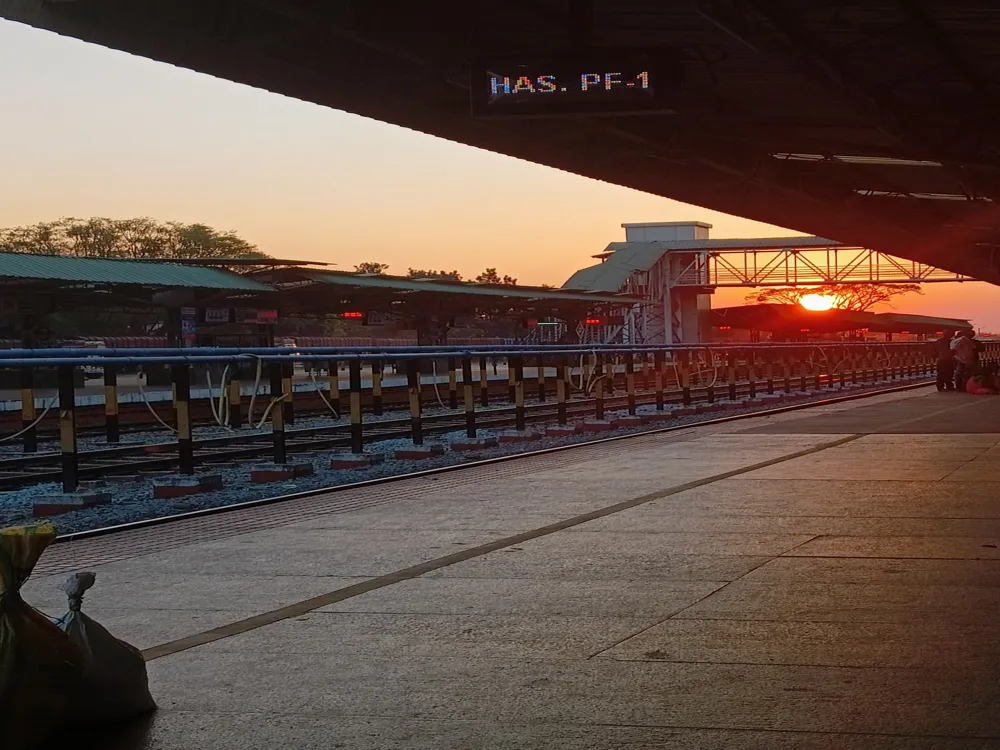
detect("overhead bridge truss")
[670,246,976,288]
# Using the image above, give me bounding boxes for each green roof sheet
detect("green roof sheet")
[0,252,272,291]
[296,271,633,304]
[562,245,669,292]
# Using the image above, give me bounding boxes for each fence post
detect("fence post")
[727,351,737,401]
[595,355,605,419]
[371,359,384,416]
[407,358,423,446]
[173,364,194,475]
[536,356,547,403]
[103,364,119,444]
[282,362,295,426]
[58,365,77,493]
[513,355,526,431]
[557,355,568,425]
[349,359,363,454]
[479,356,489,407]
[448,357,459,410]
[625,352,636,415]
[20,368,37,454]
[654,350,665,411]
[462,357,476,438]
[228,376,243,429]
[269,362,286,464]
[327,359,341,418]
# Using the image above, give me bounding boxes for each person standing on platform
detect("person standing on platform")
[952,329,979,390]
[934,329,956,391]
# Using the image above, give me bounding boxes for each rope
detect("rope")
[246,357,264,426]
[430,361,448,409]
[309,368,340,418]
[137,375,177,434]
[0,398,56,443]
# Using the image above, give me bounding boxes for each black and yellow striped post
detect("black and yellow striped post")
[349,359,364,454]
[228,376,242,429]
[625,352,637,415]
[447,357,459,410]
[782,353,792,394]
[798,354,808,392]
[594,354,605,419]
[727,351,737,401]
[371,359,384,416]
[57,364,78,493]
[680,351,692,406]
[462,357,476,438]
[513,355,526,431]
[173,364,195,475]
[20,368,37,453]
[536,356,547,403]
[507,357,517,404]
[104,364,119,444]
[407,358,423,446]
[747,350,757,399]
[765,356,775,395]
[327,360,341,417]
[268,362,286,464]
[479,356,489,407]
[705,353,716,404]
[281,362,295,426]
[654,350,666,411]
[556,355,569,425]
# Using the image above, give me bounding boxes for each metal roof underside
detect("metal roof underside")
[0,252,272,291]
[7,2,1000,280]
[298,271,633,305]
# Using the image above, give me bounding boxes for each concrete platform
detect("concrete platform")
[24,386,1000,748]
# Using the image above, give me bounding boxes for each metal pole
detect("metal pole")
[349,359,363,454]
[556,355,568,425]
[371,359,384,416]
[595,355,605,419]
[269,362,286,464]
[479,356,489,407]
[57,365,77,493]
[407,358,423,446]
[507,358,517,404]
[448,357,459,410]
[282,361,295,426]
[654,351,665,411]
[625,352,636,415]
[462,357,476,439]
[513,355,526,431]
[327,359,341,418]
[228,376,243,429]
[173,364,194,475]
[20,367,37,453]
[103,364,119,444]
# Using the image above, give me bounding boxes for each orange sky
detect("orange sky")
[1,19,999,330]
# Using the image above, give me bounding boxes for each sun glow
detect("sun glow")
[799,293,837,311]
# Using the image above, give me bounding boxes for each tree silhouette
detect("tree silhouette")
[354,262,390,275]
[0,217,265,260]
[406,268,463,281]
[745,283,922,311]
[475,267,517,285]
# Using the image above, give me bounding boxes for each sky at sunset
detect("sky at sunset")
[3,19,1000,330]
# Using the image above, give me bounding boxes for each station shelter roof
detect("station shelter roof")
[711,304,970,335]
[0,252,272,291]
[562,236,841,292]
[252,268,637,316]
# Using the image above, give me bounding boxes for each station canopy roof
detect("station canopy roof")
[253,268,637,315]
[10,2,1000,282]
[0,252,272,291]
[711,304,971,335]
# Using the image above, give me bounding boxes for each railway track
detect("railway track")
[0,375,930,488]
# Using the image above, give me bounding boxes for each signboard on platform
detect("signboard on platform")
[204,307,231,324]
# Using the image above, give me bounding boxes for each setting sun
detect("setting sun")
[799,293,837,311]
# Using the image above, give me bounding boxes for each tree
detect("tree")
[0,217,267,260]
[406,268,462,281]
[475,268,517,285]
[745,283,923,311]
[354,262,390,275]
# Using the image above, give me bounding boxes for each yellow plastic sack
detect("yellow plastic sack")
[0,524,84,750]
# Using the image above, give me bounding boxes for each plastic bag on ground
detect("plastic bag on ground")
[54,571,157,726]
[0,524,84,750]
